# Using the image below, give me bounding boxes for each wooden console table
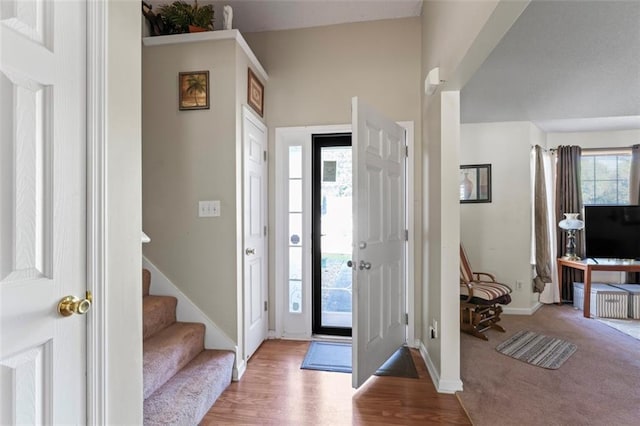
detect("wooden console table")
[557,258,640,318]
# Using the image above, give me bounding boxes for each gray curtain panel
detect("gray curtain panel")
[555,145,583,302]
[628,144,640,283]
[533,146,551,293]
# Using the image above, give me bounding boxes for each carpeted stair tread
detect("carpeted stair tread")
[143,322,205,399]
[143,269,151,297]
[143,295,177,340]
[143,349,235,426]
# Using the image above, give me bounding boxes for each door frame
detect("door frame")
[87,1,107,423]
[274,122,415,344]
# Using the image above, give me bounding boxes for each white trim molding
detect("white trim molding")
[86,0,107,423]
[503,302,543,315]
[419,341,464,394]
[141,29,268,82]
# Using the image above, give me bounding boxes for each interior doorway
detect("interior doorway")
[312,134,353,336]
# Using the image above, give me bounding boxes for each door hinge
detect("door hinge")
[263,150,267,162]
[405,229,409,241]
[404,313,409,325]
[264,301,268,312]
[264,225,267,236]
[405,145,409,157]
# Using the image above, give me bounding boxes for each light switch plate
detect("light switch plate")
[199,200,220,217]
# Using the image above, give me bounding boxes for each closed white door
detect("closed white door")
[0,1,88,424]
[351,97,406,389]
[243,106,268,360]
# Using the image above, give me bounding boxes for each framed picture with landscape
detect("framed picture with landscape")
[247,68,264,117]
[179,71,209,110]
[460,164,492,203]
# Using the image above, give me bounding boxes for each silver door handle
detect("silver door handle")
[245,248,255,255]
[359,260,371,270]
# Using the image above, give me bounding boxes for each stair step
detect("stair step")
[143,268,151,296]
[143,349,234,426]
[143,295,177,340]
[143,322,205,399]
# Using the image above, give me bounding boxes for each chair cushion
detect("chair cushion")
[460,281,512,302]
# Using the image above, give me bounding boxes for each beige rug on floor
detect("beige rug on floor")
[596,317,640,340]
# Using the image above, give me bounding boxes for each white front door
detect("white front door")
[0,1,88,423]
[351,97,406,388]
[243,106,268,360]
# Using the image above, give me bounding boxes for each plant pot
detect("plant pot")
[188,25,208,33]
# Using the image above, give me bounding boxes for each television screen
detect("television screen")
[584,205,640,260]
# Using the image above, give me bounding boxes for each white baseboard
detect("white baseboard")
[233,358,246,382]
[503,301,543,315]
[142,257,242,376]
[419,341,463,394]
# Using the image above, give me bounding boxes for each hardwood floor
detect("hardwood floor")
[201,340,471,425]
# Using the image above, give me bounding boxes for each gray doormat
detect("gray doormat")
[301,341,418,378]
[496,330,577,370]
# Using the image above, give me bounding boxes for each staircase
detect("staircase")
[143,269,235,425]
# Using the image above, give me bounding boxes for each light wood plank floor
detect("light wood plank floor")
[201,340,470,425]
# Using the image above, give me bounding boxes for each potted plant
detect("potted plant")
[158,0,214,34]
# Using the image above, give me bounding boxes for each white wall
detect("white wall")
[460,122,543,311]
[547,129,640,149]
[106,1,143,423]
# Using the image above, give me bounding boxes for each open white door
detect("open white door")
[243,106,268,360]
[0,1,88,424]
[352,97,406,388]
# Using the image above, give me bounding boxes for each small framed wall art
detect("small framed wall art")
[247,68,264,117]
[459,164,492,203]
[178,71,209,110]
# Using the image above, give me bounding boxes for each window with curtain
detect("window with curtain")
[581,150,632,205]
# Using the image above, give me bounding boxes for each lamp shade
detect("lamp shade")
[559,213,584,230]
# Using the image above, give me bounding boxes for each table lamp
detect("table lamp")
[558,213,585,260]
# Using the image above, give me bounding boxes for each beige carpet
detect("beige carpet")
[596,317,640,341]
[458,305,640,426]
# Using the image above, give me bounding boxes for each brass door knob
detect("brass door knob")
[58,291,92,317]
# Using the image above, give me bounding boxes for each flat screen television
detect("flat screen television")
[584,205,640,260]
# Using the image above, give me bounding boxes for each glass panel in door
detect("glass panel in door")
[312,135,352,334]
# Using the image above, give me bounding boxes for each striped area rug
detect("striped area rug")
[496,330,577,369]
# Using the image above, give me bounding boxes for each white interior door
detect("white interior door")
[0,1,88,424]
[243,106,268,360]
[352,97,406,388]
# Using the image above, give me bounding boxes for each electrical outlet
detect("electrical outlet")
[430,319,438,339]
[516,281,523,291]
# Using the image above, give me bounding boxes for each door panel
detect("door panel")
[243,107,268,360]
[352,97,406,389]
[0,1,87,423]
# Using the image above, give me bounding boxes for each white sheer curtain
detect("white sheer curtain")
[530,147,560,304]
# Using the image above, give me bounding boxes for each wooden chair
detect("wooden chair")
[460,244,512,340]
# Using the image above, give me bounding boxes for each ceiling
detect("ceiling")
[460,1,640,132]
[147,1,640,132]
